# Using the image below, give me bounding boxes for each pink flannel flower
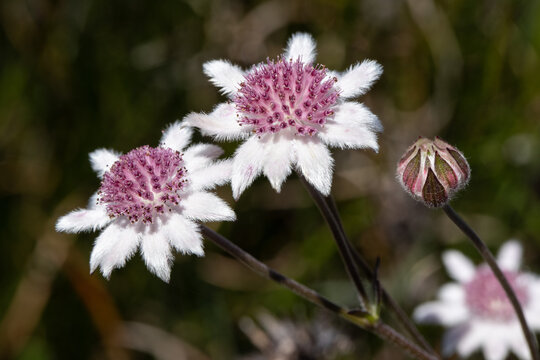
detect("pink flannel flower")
[56,123,235,282]
[414,241,540,360]
[186,33,383,199]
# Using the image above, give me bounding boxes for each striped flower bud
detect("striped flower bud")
[397,137,470,208]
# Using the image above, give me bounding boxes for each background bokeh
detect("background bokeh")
[1,0,540,359]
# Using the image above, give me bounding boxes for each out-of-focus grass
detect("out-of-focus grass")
[1,0,539,359]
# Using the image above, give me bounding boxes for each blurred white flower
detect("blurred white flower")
[186,32,383,199]
[56,123,235,282]
[414,241,540,360]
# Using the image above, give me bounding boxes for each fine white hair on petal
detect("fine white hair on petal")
[413,301,468,326]
[262,133,295,192]
[184,103,247,141]
[181,191,236,222]
[319,102,381,151]
[160,121,193,152]
[89,148,121,178]
[442,250,476,283]
[140,230,174,282]
[163,214,204,256]
[56,207,112,233]
[89,222,140,278]
[183,143,225,172]
[294,139,333,196]
[496,240,523,271]
[438,283,466,304]
[231,136,268,199]
[337,60,383,99]
[284,32,317,64]
[189,159,232,192]
[203,60,245,98]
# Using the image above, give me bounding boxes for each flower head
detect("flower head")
[186,33,383,199]
[397,137,470,208]
[413,241,540,360]
[56,124,235,282]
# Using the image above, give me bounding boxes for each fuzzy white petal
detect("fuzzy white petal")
[231,136,267,199]
[163,214,204,256]
[442,250,476,283]
[89,222,140,278]
[319,102,381,151]
[483,332,510,360]
[509,334,531,360]
[438,283,465,304]
[337,60,383,99]
[284,33,316,64]
[56,207,112,233]
[160,122,193,152]
[89,149,121,178]
[262,134,295,192]
[203,60,245,97]
[497,240,523,271]
[183,143,224,172]
[456,323,485,358]
[184,103,247,141]
[182,191,236,222]
[413,301,468,326]
[140,230,173,282]
[189,159,232,191]
[294,139,333,196]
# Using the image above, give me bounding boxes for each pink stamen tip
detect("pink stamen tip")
[98,145,187,224]
[234,58,339,136]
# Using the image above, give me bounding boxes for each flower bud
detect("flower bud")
[397,137,470,208]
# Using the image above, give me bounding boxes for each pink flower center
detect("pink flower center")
[234,57,339,136]
[98,146,187,224]
[465,266,529,322]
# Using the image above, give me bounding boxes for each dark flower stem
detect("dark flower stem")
[201,225,438,360]
[443,205,539,360]
[298,175,438,358]
[324,195,438,357]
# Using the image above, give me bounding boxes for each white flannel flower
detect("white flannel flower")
[185,32,383,199]
[56,123,235,282]
[414,241,540,360]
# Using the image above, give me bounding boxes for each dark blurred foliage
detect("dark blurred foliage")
[1,0,540,359]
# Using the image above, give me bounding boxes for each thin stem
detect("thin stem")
[443,205,539,360]
[201,225,437,360]
[324,195,437,357]
[298,177,370,309]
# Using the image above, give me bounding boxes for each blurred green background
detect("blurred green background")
[1,0,540,359]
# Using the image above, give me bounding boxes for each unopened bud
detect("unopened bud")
[397,137,470,208]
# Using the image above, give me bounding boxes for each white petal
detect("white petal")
[140,230,173,282]
[203,60,245,98]
[89,149,121,178]
[337,60,383,99]
[189,159,232,191]
[159,121,193,152]
[438,283,465,304]
[318,102,381,151]
[497,240,523,271]
[183,143,224,172]
[262,134,295,192]
[483,336,510,360]
[294,139,333,196]
[509,333,531,360]
[413,301,468,326]
[181,191,236,222]
[442,324,469,357]
[456,323,485,358]
[184,103,247,141]
[442,250,476,283]
[284,32,316,64]
[56,207,112,233]
[163,214,204,256]
[90,222,140,278]
[231,136,267,199]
